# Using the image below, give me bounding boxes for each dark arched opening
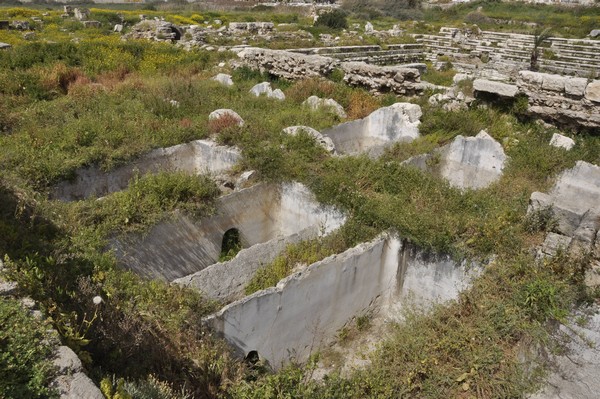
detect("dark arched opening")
[170,27,182,41]
[220,228,242,261]
[244,350,260,365]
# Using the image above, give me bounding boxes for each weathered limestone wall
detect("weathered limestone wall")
[51,140,240,201]
[237,47,338,80]
[472,72,600,130]
[236,47,423,95]
[517,72,600,129]
[206,235,473,369]
[113,182,345,281]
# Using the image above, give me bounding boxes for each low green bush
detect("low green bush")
[314,10,348,30]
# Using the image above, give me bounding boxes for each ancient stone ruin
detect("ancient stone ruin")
[205,234,474,369]
[472,71,600,130]
[236,47,425,95]
[115,182,345,284]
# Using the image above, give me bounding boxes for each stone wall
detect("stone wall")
[205,234,473,369]
[113,182,345,281]
[517,72,600,129]
[236,47,423,95]
[289,44,424,66]
[51,140,240,201]
[472,72,600,130]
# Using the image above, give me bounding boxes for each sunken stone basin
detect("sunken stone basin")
[113,182,345,283]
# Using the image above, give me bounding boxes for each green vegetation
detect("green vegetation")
[421,61,456,86]
[314,10,349,30]
[0,298,57,399]
[421,0,600,37]
[1,3,599,399]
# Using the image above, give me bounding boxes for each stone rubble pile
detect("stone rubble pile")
[123,19,182,42]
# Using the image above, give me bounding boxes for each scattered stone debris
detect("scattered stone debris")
[303,96,346,118]
[213,73,234,87]
[405,130,507,190]
[429,87,475,111]
[236,170,257,188]
[11,20,30,30]
[113,24,123,33]
[74,8,90,22]
[209,109,245,127]
[549,133,575,150]
[249,82,285,100]
[0,42,11,50]
[283,126,335,153]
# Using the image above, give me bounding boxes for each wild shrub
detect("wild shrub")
[347,90,380,119]
[285,77,336,103]
[210,114,243,142]
[0,42,81,70]
[314,10,348,30]
[37,62,85,96]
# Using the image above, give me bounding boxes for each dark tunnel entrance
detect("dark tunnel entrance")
[220,228,242,262]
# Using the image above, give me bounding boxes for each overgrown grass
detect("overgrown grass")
[0,297,57,399]
[1,7,600,398]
